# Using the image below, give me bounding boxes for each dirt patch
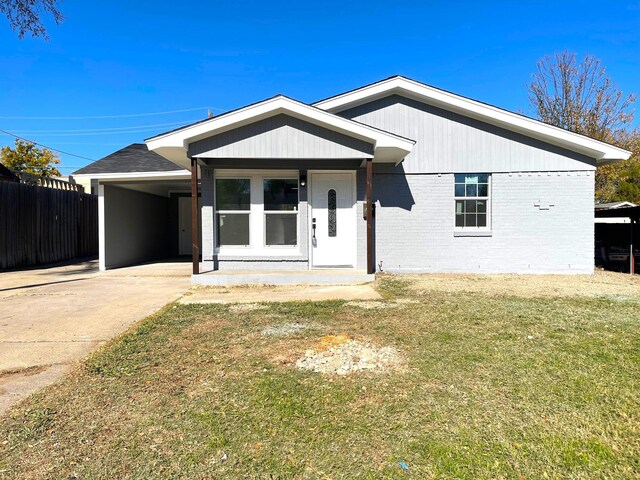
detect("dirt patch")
[344,299,419,309]
[180,284,381,304]
[344,301,393,309]
[312,334,352,352]
[0,365,48,378]
[404,270,640,300]
[296,335,402,375]
[260,322,315,337]
[229,303,268,313]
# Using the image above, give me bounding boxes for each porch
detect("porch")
[192,268,374,286]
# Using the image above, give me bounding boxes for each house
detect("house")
[73,76,631,284]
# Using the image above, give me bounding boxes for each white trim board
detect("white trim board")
[314,76,631,164]
[74,170,190,181]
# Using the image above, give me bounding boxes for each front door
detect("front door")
[310,173,356,267]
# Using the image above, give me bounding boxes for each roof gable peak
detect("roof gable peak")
[313,76,631,163]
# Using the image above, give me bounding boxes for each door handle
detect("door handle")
[312,218,317,240]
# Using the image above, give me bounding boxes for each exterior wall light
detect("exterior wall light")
[299,174,307,187]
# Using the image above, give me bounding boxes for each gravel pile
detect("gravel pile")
[296,337,402,375]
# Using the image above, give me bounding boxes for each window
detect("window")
[214,172,299,253]
[455,174,490,228]
[216,178,250,246]
[263,179,298,246]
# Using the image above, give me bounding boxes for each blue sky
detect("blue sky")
[1,0,638,173]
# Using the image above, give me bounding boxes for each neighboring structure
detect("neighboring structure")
[595,201,637,211]
[0,163,19,182]
[74,76,632,283]
[595,205,639,275]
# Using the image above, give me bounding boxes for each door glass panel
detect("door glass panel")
[328,189,337,237]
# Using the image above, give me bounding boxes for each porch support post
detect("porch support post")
[366,158,374,274]
[191,157,199,275]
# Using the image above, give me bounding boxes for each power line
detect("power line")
[0,129,96,162]
[0,106,226,120]
[9,119,201,135]
[3,127,185,137]
[13,142,127,146]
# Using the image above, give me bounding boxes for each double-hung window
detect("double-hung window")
[216,178,251,246]
[263,179,298,247]
[455,174,490,229]
[215,173,299,252]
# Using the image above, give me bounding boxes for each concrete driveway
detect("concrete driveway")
[0,260,191,414]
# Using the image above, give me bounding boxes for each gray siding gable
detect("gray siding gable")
[339,95,596,173]
[188,114,374,159]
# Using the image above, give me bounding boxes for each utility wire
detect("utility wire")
[0,129,97,162]
[14,142,129,146]
[0,106,225,120]
[3,127,184,137]
[9,119,201,135]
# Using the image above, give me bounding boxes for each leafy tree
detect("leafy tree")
[528,51,639,203]
[0,0,63,39]
[1,139,61,177]
[596,130,640,204]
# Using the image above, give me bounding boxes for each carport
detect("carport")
[73,144,200,271]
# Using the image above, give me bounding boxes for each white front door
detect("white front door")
[178,196,192,255]
[310,173,356,268]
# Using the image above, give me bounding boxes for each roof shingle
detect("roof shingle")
[73,143,182,175]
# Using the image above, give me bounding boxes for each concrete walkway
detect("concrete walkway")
[0,260,191,415]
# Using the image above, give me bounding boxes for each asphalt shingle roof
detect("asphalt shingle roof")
[73,143,182,175]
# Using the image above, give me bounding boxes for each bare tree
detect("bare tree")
[1,0,63,39]
[529,51,636,143]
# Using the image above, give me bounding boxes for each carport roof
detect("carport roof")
[73,143,184,175]
[595,206,640,220]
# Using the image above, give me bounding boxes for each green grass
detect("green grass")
[1,278,640,479]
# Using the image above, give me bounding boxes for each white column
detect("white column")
[97,182,106,271]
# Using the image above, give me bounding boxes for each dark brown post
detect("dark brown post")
[191,157,199,275]
[366,158,374,274]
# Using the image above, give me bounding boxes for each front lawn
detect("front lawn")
[1,274,639,479]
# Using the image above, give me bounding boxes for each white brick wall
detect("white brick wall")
[373,171,594,274]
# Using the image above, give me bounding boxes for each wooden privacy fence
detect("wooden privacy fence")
[0,180,98,270]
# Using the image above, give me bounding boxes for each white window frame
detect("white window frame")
[214,170,300,256]
[454,173,492,232]
[215,177,251,249]
[262,177,300,250]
